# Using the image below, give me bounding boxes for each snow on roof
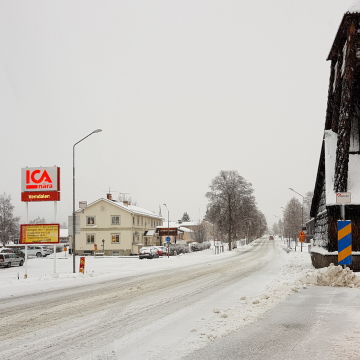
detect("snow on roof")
[156,223,193,232]
[77,198,163,219]
[144,229,156,236]
[324,130,360,205]
[178,221,199,227]
[348,1,360,13]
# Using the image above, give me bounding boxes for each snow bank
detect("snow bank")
[303,263,360,288]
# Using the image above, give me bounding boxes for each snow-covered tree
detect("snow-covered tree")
[181,212,191,223]
[0,193,19,246]
[193,222,209,243]
[283,198,302,241]
[206,171,265,250]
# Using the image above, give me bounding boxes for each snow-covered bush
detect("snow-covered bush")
[169,244,189,255]
[190,241,211,252]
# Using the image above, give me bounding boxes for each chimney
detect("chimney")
[107,193,112,200]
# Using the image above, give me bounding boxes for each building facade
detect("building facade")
[310,8,360,269]
[74,195,163,255]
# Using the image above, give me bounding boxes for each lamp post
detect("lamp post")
[72,129,102,273]
[289,187,305,252]
[162,203,170,257]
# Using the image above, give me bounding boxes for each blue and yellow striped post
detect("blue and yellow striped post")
[338,220,352,266]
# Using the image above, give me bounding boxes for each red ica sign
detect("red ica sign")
[21,167,60,192]
[21,167,60,202]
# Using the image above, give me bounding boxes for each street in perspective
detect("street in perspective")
[1,1,360,359]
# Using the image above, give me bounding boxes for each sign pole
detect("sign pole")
[53,201,57,274]
[336,192,351,268]
[24,203,29,279]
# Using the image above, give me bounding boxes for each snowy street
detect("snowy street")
[0,238,312,360]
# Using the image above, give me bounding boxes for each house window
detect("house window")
[87,234,95,244]
[111,234,120,243]
[111,216,121,225]
[86,216,95,225]
[137,216,140,225]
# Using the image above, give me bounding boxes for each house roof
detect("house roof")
[156,223,193,233]
[76,198,163,219]
[327,12,360,61]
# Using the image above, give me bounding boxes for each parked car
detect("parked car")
[0,253,24,268]
[152,246,168,256]
[26,246,49,258]
[139,247,159,259]
[269,235,274,240]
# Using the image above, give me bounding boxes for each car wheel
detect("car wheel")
[36,252,42,257]
[19,260,24,266]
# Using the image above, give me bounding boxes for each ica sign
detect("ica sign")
[21,167,60,192]
[21,166,60,202]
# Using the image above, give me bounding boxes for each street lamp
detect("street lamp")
[72,129,102,273]
[289,187,305,252]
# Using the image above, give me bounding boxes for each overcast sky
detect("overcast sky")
[0,0,354,227]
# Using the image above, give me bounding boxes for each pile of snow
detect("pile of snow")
[303,263,360,288]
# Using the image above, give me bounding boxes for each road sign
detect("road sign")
[299,231,306,243]
[338,220,352,265]
[336,192,351,205]
[79,257,85,274]
[166,236,171,243]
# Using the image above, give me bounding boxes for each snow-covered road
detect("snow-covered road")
[0,239,311,360]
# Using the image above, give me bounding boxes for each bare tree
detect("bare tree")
[0,193,19,246]
[193,222,208,243]
[283,198,302,243]
[206,171,259,250]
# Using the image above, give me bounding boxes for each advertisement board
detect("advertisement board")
[21,166,60,193]
[20,224,60,244]
[21,191,60,202]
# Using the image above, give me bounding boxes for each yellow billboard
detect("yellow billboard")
[20,224,59,244]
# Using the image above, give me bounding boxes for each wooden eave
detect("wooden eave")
[327,13,360,61]
[310,141,325,218]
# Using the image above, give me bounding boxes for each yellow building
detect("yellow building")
[74,195,163,255]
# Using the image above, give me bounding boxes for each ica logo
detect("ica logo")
[26,169,53,190]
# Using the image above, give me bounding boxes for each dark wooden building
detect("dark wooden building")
[311,8,360,269]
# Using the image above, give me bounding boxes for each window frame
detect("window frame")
[86,216,96,226]
[111,233,120,244]
[111,215,121,225]
[86,234,95,244]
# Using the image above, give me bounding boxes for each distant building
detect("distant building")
[310,7,360,269]
[72,194,163,255]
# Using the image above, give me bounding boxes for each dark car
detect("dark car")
[139,247,159,259]
[269,235,274,240]
[0,253,24,268]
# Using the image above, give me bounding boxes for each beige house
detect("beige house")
[74,195,163,255]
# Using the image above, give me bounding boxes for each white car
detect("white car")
[26,246,49,258]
